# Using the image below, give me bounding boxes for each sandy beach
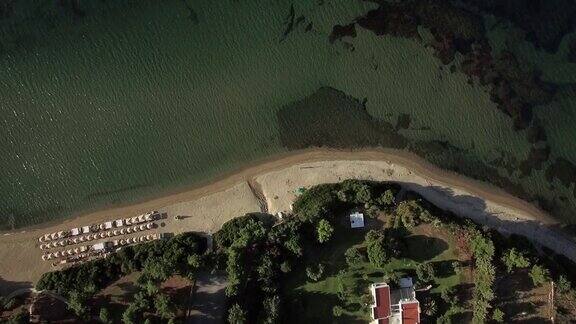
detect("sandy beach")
[0,148,571,295]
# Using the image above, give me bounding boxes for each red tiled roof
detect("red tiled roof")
[373,285,391,319]
[401,301,420,324]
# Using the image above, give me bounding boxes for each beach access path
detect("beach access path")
[0,148,572,295]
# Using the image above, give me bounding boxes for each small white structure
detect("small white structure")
[71,228,80,236]
[115,219,123,227]
[104,221,113,229]
[81,226,90,234]
[350,212,365,228]
[93,242,106,251]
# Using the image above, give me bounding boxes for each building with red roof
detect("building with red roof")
[370,278,421,324]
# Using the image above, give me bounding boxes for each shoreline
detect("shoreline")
[1,147,555,236]
[0,147,566,294]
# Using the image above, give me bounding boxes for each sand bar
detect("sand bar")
[0,148,571,295]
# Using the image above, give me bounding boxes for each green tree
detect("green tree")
[529,265,550,287]
[365,230,389,268]
[68,290,88,318]
[332,305,344,317]
[99,307,111,324]
[7,310,29,324]
[293,184,338,222]
[378,189,396,207]
[228,303,246,324]
[155,293,175,319]
[261,295,280,324]
[122,304,138,324]
[345,246,365,267]
[317,219,334,243]
[501,248,530,273]
[492,308,505,322]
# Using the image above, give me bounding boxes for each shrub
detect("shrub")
[557,275,571,294]
[529,265,550,287]
[492,308,504,322]
[332,305,344,317]
[306,263,325,282]
[423,297,437,316]
[280,261,292,273]
[501,248,530,273]
[317,219,334,243]
[416,262,436,285]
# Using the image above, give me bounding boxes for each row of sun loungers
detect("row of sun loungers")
[39,223,155,250]
[42,233,161,263]
[38,211,159,243]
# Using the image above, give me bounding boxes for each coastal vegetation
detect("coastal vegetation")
[26,179,576,323]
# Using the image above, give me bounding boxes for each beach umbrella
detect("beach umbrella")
[126,228,132,234]
[57,231,64,238]
[120,229,126,235]
[41,254,48,261]
[146,223,153,229]
[74,248,80,254]
[125,218,131,225]
[99,233,106,238]
[50,233,58,240]
[53,251,61,257]
[106,232,113,237]
[40,244,47,250]
[58,241,65,246]
[139,236,145,242]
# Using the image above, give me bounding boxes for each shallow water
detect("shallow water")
[1,0,576,229]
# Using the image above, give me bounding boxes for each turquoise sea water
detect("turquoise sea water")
[1,0,576,229]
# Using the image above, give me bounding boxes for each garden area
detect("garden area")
[282,204,473,323]
[23,179,576,323]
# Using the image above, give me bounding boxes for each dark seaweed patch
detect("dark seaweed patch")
[329,23,356,43]
[277,87,407,149]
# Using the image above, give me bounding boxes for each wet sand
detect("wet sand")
[0,148,566,295]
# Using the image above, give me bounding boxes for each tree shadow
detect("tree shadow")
[404,235,448,262]
[0,277,33,298]
[394,181,576,265]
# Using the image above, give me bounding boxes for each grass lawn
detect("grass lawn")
[283,221,464,323]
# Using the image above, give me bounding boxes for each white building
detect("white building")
[350,212,365,228]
